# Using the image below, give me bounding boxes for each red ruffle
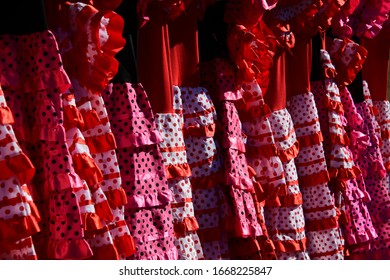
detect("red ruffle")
[104,188,128,209]
[266,192,303,208]
[115,129,163,149]
[278,140,300,162]
[197,227,222,243]
[298,169,330,187]
[85,132,117,154]
[190,171,224,190]
[165,163,192,179]
[81,212,103,232]
[273,237,307,253]
[323,94,344,114]
[0,214,40,241]
[79,109,101,131]
[246,143,279,158]
[47,238,93,260]
[173,216,200,238]
[381,129,390,140]
[61,3,126,94]
[94,200,114,223]
[90,242,119,260]
[112,233,137,258]
[302,0,346,36]
[297,131,324,148]
[240,101,272,121]
[329,165,361,181]
[329,38,368,86]
[252,181,266,205]
[72,153,103,187]
[305,216,339,232]
[183,123,216,138]
[0,153,35,185]
[257,236,277,257]
[0,236,35,256]
[63,104,85,131]
[329,132,350,146]
[0,106,14,125]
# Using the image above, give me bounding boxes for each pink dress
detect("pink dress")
[311,47,377,255]
[49,2,136,259]
[1,30,92,260]
[347,82,390,259]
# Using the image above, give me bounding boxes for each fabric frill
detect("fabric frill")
[346,82,390,259]
[0,85,40,260]
[102,83,177,260]
[179,86,230,260]
[312,49,377,255]
[266,108,311,260]
[155,103,204,260]
[287,92,345,260]
[53,2,136,259]
[1,30,94,260]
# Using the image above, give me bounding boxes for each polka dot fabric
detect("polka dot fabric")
[103,83,162,149]
[180,86,230,260]
[219,101,263,241]
[102,82,176,260]
[62,90,119,259]
[156,112,204,260]
[0,86,40,260]
[311,50,377,254]
[350,82,390,259]
[287,92,344,260]
[241,80,286,204]
[0,30,98,260]
[373,100,390,174]
[52,1,138,259]
[266,108,310,260]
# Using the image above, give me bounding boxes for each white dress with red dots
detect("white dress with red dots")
[179,86,231,260]
[287,91,345,260]
[0,85,40,260]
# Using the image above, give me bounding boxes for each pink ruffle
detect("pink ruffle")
[344,225,378,245]
[223,136,246,152]
[234,220,263,238]
[115,129,162,149]
[174,217,200,237]
[222,90,243,101]
[0,66,71,95]
[142,246,178,260]
[43,172,83,198]
[126,190,172,209]
[225,173,254,191]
